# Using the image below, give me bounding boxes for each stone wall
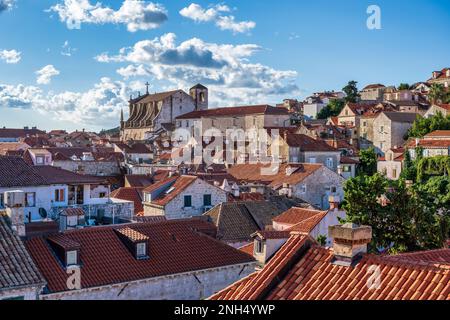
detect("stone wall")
[292,166,344,209]
[53,160,121,176]
[0,286,42,300]
[143,179,227,219]
[40,263,256,300]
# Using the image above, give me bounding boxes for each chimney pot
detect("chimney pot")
[329,223,372,266]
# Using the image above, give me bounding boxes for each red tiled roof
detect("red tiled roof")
[254,230,292,240]
[287,211,328,233]
[340,156,359,164]
[152,176,198,206]
[125,174,153,188]
[428,68,450,81]
[26,219,254,294]
[384,249,450,265]
[0,215,46,290]
[143,176,178,194]
[424,130,450,138]
[33,166,106,185]
[210,235,450,300]
[408,139,450,148]
[0,156,48,187]
[228,163,323,189]
[115,142,151,154]
[362,84,386,90]
[239,243,254,256]
[110,187,144,214]
[0,128,45,139]
[285,134,339,152]
[273,207,327,225]
[228,192,265,202]
[176,105,289,119]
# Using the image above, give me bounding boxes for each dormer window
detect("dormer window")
[136,242,147,258]
[66,250,78,266]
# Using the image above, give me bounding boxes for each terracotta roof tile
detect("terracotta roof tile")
[210,235,450,300]
[110,187,144,214]
[227,163,322,189]
[176,105,289,119]
[26,219,254,294]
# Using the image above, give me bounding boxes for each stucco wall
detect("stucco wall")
[40,263,256,300]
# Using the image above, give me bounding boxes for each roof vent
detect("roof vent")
[328,223,372,266]
[115,227,149,260]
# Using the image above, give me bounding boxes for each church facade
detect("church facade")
[121,84,208,141]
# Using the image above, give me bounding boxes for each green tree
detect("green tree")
[428,83,446,104]
[398,83,411,90]
[343,80,360,103]
[343,175,449,253]
[406,112,450,138]
[358,147,377,176]
[317,99,345,119]
[316,235,327,246]
[400,149,417,182]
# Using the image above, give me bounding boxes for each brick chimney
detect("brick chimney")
[328,195,340,210]
[328,223,372,266]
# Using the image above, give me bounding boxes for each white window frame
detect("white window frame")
[66,250,78,266]
[136,243,147,257]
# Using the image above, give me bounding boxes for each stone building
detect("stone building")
[278,133,341,172]
[121,84,208,142]
[427,68,450,88]
[372,112,418,155]
[227,163,345,210]
[360,84,386,101]
[142,175,227,219]
[377,147,405,180]
[25,219,255,300]
[407,130,450,159]
[175,104,292,136]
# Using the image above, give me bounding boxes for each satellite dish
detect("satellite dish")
[39,208,48,219]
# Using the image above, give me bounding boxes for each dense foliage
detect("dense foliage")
[317,99,345,119]
[343,150,450,254]
[342,80,360,103]
[357,147,377,176]
[406,112,450,138]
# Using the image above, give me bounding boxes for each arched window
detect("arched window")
[199,92,205,102]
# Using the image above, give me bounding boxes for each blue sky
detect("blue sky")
[0,0,449,131]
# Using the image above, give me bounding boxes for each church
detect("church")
[120,83,208,141]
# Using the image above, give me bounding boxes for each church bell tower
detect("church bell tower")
[189,84,208,110]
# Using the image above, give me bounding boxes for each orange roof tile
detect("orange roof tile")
[227,163,322,189]
[273,207,327,225]
[210,235,450,300]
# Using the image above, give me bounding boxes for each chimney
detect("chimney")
[232,183,240,198]
[328,223,372,266]
[328,195,340,210]
[4,191,26,237]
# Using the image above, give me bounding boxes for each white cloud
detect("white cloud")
[96,33,299,106]
[0,77,131,127]
[0,49,21,64]
[61,40,77,56]
[48,0,168,32]
[0,0,15,12]
[179,3,255,34]
[216,15,256,34]
[36,65,60,85]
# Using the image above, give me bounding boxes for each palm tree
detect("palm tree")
[428,83,446,104]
